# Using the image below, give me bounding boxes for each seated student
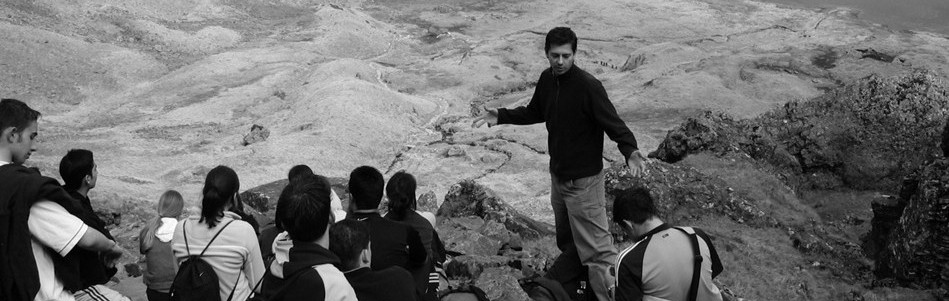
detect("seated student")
[330,219,417,301]
[172,166,264,301]
[346,166,427,273]
[0,98,126,301]
[260,173,356,300]
[613,187,724,301]
[60,149,126,298]
[384,171,444,298]
[139,190,184,301]
[289,164,347,220]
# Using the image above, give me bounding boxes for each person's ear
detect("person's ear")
[361,248,371,265]
[84,174,93,186]
[2,127,17,143]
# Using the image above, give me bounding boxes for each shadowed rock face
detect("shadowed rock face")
[437,180,555,240]
[943,117,948,158]
[881,158,949,292]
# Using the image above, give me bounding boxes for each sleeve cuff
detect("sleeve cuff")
[58,223,89,256]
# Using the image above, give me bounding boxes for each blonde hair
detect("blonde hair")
[139,190,184,252]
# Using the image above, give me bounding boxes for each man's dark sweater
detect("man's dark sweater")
[0,165,86,301]
[498,65,638,180]
[259,242,351,300]
[345,267,418,301]
[347,212,427,271]
[67,191,118,288]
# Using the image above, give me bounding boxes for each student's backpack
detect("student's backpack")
[519,276,572,301]
[170,220,240,301]
[437,283,490,301]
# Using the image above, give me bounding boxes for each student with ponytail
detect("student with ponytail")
[139,190,184,301]
[171,166,265,301]
[385,171,445,300]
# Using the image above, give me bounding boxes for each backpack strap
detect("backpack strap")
[183,219,191,256]
[672,227,702,301]
[199,220,236,256]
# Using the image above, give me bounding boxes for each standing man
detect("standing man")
[473,27,646,301]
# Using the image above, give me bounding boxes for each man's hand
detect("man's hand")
[472,107,499,128]
[101,241,125,268]
[627,150,647,177]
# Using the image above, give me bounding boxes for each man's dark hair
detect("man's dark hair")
[544,27,578,53]
[59,149,95,191]
[329,219,370,270]
[0,98,41,136]
[348,166,384,210]
[288,164,314,183]
[278,173,332,242]
[612,187,659,224]
[201,165,240,228]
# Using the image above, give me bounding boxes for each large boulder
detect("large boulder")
[882,158,949,292]
[241,177,349,214]
[437,180,554,239]
[650,71,949,191]
[474,267,532,301]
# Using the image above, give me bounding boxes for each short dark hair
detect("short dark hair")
[288,164,314,183]
[612,187,659,224]
[278,173,332,242]
[201,166,240,228]
[348,166,384,210]
[0,99,41,136]
[59,149,94,191]
[385,171,417,221]
[329,219,370,270]
[544,27,578,53]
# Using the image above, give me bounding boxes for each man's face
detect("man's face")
[87,163,98,189]
[9,121,38,165]
[547,43,575,76]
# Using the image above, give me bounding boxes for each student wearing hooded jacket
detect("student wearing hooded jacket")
[259,173,356,301]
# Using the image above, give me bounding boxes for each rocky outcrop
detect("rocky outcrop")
[240,177,349,214]
[437,180,555,239]
[881,158,949,292]
[942,117,948,158]
[650,71,949,191]
[242,124,270,146]
[474,267,532,301]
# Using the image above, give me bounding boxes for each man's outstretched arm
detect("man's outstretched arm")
[588,80,645,175]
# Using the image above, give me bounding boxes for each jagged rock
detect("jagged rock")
[441,222,503,256]
[650,71,949,191]
[604,161,767,232]
[942,116,948,158]
[418,190,438,213]
[883,158,949,291]
[438,180,554,239]
[241,177,349,214]
[474,267,531,301]
[481,220,523,251]
[242,124,270,146]
[865,195,907,274]
[444,255,512,279]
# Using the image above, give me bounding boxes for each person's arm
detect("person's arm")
[406,227,427,267]
[497,76,547,126]
[29,200,123,257]
[695,228,723,278]
[588,79,638,158]
[615,264,644,301]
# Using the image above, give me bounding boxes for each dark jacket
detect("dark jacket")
[259,241,356,301]
[348,212,427,271]
[0,164,85,301]
[498,65,639,180]
[385,210,441,297]
[345,267,418,301]
[66,191,118,287]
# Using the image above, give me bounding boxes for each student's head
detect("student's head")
[288,164,314,183]
[201,165,240,228]
[140,190,185,252]
[348,166,384,210]
[329,219,371,271]
[0,99,41,165]
[59,149,97,191]
[544,27,577,76]
[278,173,333,243]
[385,170,417,220]
[612,187,660,238]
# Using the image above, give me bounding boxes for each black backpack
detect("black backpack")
[438,283,490,301]
[170,220,241,301]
